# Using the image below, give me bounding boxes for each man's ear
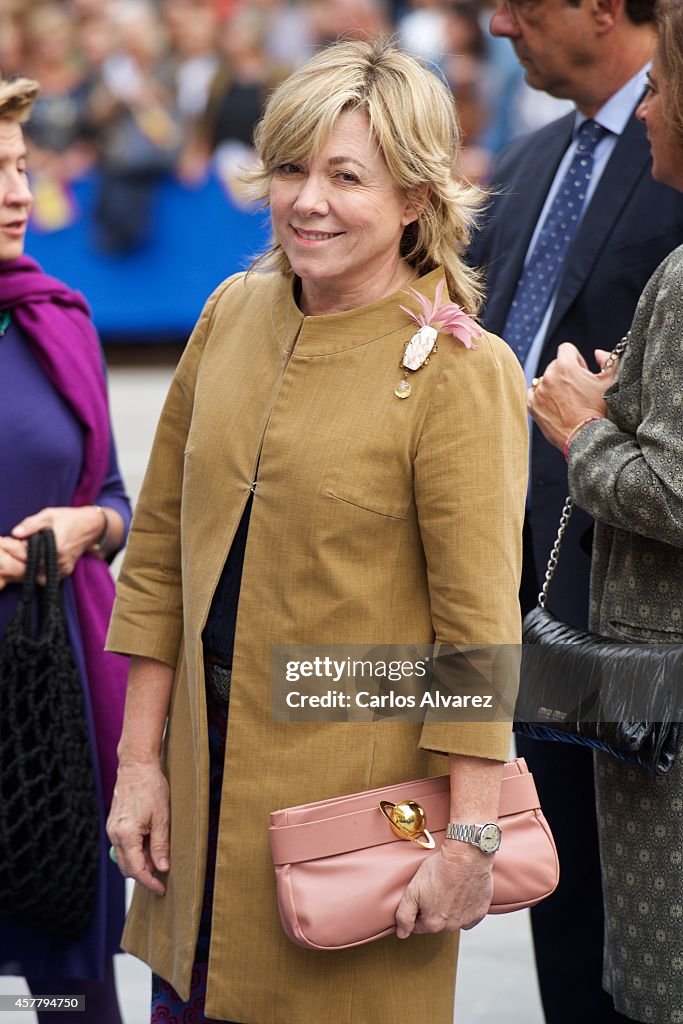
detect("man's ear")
[402,185,431,226]
[590,0,623,33]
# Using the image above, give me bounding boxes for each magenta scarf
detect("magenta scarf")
[1,254,127,805]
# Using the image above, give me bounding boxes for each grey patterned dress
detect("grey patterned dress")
[567,244,683,1022]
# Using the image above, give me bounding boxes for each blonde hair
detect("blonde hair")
[0,75,39,123]
[656,0,683,148]
[247,39,484,313]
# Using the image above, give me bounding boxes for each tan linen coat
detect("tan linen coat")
[107,266,528,1024]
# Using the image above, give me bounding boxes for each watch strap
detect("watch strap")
[446,823,478,843]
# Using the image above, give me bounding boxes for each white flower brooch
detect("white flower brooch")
[395,279,481,398]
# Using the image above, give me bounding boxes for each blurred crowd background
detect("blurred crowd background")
[1,0,570,338]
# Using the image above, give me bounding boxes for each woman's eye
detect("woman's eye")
[336,171,359,183]
[277,163,302,175]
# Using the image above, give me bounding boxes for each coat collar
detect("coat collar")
[268,266,447,356]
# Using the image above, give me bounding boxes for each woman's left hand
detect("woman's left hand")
[528,342,617,451]
[11,506,106,577]
[0,536,28,590]
[395,843,494,937]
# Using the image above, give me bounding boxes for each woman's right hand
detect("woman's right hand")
[0,536,27,590]
[106,761,170,895]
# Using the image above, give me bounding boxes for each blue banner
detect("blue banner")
[26,172,271,342]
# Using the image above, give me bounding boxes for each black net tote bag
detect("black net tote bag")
[0,529,100,938]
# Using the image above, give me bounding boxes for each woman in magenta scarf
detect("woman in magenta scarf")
[0,77,131,1024]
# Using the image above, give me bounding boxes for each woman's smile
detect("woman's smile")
[290,226,344,243]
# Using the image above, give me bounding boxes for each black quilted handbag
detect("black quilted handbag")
[0,529,99,936]
[516,498,683,776]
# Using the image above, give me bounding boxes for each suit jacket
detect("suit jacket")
[107,267,528,1024]
[470,108,683,628]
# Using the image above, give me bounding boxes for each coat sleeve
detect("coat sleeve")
[415,331,528,761]
[106,276,237,666]
[568,250,683,549]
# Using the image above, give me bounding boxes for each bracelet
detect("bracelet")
[90,505,109,553]
[563,416,601,461]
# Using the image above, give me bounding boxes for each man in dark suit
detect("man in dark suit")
[470,0,683,1020]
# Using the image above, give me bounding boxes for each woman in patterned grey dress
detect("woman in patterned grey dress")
[527,1,683,1018]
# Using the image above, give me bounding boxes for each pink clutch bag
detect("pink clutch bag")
[269,757,559,950]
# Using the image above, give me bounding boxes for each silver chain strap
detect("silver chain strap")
[601,334,628,371]
[538,496,574,608]
[537,333,628,609]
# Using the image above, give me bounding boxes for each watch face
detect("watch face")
[479,823,501,853]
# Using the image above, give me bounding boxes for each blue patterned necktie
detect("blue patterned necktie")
[502,119,607,364]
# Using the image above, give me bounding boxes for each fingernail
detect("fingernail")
[159,858,169,871]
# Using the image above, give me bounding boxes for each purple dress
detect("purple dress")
[0,322,131,980]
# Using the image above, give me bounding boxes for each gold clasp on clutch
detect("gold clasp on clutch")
[379,799,435,849]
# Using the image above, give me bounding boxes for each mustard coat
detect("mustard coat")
[107,267,528,1023]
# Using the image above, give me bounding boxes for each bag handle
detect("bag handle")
[536,335,628,609]
[18,529,61,640]
[537,496,573,609]
[18,531,44,636]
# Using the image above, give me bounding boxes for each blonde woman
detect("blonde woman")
[106,40,528,1024]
